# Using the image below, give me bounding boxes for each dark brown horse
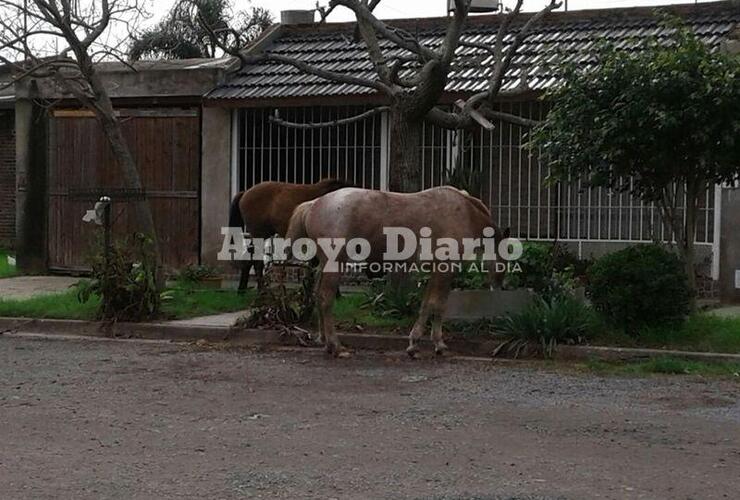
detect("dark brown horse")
[229,179,353,291]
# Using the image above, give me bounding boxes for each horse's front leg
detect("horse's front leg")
[429,273,453,355]
[407,280,434,358]
[237,261,252,294]
[313,270,325,345]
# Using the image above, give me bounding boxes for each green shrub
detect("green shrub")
[77,235,160,322]
[176,264,219,284]
[452,260,489,290]
[240,266,316,329]
[587,245,692,334]
[495,296,598,357]
[362,275,425,319]
[506,242,589,301]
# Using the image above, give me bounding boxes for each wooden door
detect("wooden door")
[48,108,200,271]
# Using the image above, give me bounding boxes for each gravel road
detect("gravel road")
[1,334,738,499]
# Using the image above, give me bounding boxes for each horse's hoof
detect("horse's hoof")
[336,350,352,359]
[434,342,449,356]
[406,345,420,359]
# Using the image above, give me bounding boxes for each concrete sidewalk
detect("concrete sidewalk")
[165,310,249,328]
[710,305,740,319]
[0,276,79,300]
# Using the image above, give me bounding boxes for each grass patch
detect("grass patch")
[0,284,254,321]
[584,357,740,377]
[0,289,99,320]
[593,313,740,354]
[333,292,414,330]
[0,250,17,279]
[160,286,254,320]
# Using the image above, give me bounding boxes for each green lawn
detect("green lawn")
[1,277,737,357]
[583,357,740,378]
[0,286,254,321]
[593,314,740,354]
[0,250,17,279]
[329,295,740,355]
[0,290,100,320]
[161,287,254,320]
[333,292,414,330]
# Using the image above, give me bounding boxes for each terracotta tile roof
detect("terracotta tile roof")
[207,1,740,103]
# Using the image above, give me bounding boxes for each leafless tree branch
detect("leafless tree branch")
[464,0,560,112]
[0,0,162,278]
[198,9,393,96]
[270,106,390,129]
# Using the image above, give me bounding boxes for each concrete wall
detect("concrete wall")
[30,61,231,102]
[0,110,15,248]
[14,98,48,273]
[720,187,740,303]
[200,107,232,267]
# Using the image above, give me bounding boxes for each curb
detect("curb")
[2,317,740,364]
[554,345,740,364]
[0,317,497,355]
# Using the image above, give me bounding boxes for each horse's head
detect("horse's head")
[317,178,356,194]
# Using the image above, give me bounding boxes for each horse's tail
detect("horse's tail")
[286,200,314,241]
[229,192,245,229]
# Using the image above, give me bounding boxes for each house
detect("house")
[3,1,740,300]
[202,0,740,300]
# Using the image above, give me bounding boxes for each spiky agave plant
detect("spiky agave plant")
[494,297,599,358]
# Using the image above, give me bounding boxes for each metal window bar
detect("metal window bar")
[417,102,714,246]
[234,105,714,245]
[236,106,383,193]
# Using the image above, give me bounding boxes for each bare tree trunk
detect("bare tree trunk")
[86,69,162,282]
[388,109,423,193]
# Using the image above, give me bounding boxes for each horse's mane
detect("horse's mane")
[317,178,355,190]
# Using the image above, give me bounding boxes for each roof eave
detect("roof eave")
[203,88,544,108]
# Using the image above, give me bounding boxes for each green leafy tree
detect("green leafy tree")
[532,19,740,293]
[129,0,272,61]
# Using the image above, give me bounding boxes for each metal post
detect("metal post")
[712,184,722,280]
[100,196,112,275]
[379,111,389,192]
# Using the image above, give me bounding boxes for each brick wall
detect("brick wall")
[0,111,15,248]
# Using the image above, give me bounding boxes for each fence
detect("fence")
[234,104,715,248]
[234,106,385,192]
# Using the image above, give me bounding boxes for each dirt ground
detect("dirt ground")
[1,335,738,500]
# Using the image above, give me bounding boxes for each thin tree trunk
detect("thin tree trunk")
[87,69,163,284]
[388,109,423,193]
[386,109,424,292]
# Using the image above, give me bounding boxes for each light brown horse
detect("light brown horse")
[286,186,509,358]
[229,179,353,291]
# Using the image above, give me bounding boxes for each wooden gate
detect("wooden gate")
[48,108,200,271]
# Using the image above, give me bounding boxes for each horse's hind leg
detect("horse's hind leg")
[317,272,348,358]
